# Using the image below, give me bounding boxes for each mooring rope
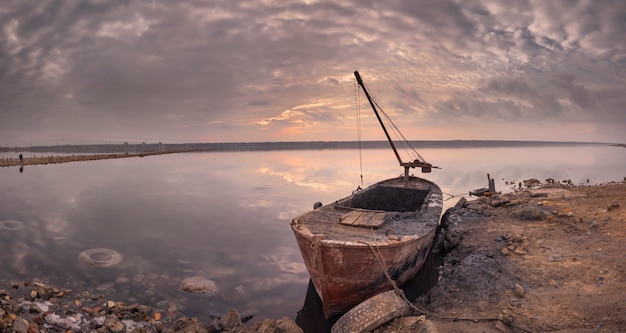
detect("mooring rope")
[359,230,429,315]
[360,228,533,332]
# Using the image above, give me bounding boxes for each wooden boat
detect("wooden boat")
[290,71,443,318]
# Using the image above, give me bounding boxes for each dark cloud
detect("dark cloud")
[1,0,625,145]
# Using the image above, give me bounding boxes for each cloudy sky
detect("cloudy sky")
[1,0,625,146]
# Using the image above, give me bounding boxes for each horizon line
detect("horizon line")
[1,139,618,149]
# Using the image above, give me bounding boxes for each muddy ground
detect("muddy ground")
[378,180,626,333]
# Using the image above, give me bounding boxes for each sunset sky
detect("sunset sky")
[1,0,625,146]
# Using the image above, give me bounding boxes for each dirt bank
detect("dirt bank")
[378,180,626,332]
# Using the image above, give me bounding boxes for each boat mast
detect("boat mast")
[354,71,433,182]
[354,71,403,166]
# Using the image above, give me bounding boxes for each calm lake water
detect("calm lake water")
[0,143,624,322]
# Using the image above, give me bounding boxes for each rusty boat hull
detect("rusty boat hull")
[290,176,442,318]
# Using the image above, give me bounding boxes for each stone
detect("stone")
[443,231,461,251]
[129,328,150,333]
[509,298,522,307]
[454,197,467,208]
[252,317,303,333]
[491,198,511,207]
[12,318,30,333]
[32,282,59,299]
[27,322,39,333]
[513,283,525,298]
[607,203,620,211]
[28,303,43,313]
[96,282,115,292]
[172,317,207,333]
[219,309,243,330]
[180,276,219,296]
[208,318,222,332]
[116,276,131,284]
[104,316,126,333]
[239,310,257,323]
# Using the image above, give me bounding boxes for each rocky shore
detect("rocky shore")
[0,279,301,333]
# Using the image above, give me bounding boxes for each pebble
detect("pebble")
[495,320,507,332]
[96,282,115,292]
[513,283,525,298]
[104,316,126,333]
[0,280,300,333]
[220,309,242,330]
[509,298,522,307]
[180,276,220,296]
[13,318,29,333]
[116,276,131,284]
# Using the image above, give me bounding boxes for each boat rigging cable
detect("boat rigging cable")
[354,78,364,189]
[354,71,434,178]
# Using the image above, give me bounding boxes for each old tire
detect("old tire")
[331,290,410,333]
[78,248,123,267]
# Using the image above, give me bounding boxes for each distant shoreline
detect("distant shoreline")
[1,141,621,168]
[0,140,617,155]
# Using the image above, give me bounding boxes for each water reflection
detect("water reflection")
[0,145,623,322]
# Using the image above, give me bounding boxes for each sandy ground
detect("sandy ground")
[378,180,625,332]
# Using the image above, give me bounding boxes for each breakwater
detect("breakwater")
[0,151,186,168]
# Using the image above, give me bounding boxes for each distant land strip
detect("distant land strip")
[1,141,620,168]
[0,150,193,168]
[0,140,616,155]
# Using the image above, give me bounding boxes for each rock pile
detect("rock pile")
[0,280,302,333]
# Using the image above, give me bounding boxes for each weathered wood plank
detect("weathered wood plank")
[340,210,386,228]
[339,210,365,225]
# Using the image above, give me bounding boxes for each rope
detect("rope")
[360,228,533,332]
[359,230,430,315]
[361,80,427,165]
[355,80,363,188]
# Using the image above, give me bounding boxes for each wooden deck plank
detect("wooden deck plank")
[366,212,386,227]
[340,210,386,228]
[339,210,365,226]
